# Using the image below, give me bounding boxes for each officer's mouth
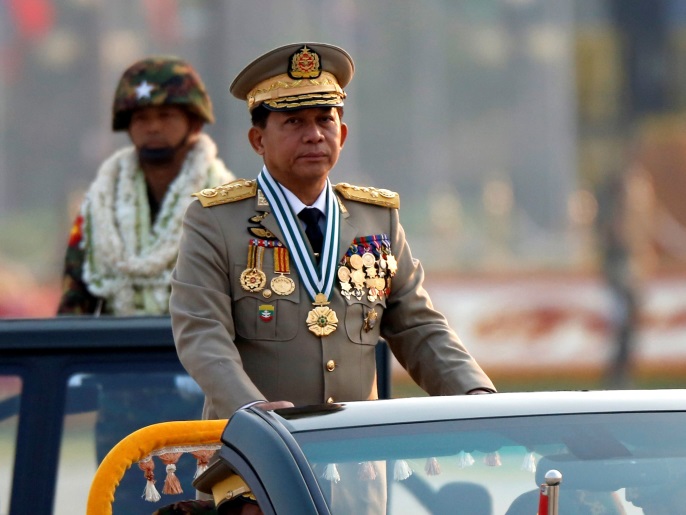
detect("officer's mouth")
[297,152,327,160]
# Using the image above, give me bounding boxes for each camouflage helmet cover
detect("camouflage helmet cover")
[112,56,215,131]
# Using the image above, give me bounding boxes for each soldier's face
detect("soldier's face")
[249,107,347,190]
[128,105,198,151]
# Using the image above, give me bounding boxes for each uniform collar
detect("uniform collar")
[263,167,327,217]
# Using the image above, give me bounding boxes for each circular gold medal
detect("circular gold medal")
[361,252,376,268]
[349,254,363,270]
[240,268,267,292]
[337,266,351,282]
[271,275,295,296]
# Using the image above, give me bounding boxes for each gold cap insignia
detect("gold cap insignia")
[289,46,321,79]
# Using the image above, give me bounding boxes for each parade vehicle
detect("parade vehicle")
[90,389,685,515]
[0,316,390,515]
[3,318,685,514]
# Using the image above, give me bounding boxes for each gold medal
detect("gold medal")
[240,268,267,292]
[271,246,295,296]
[338,266,352,300]
[240,244,266,292]
[337,266,351,282]
[361,252,376,268]
[349,254,363,270]
[307,293,338,336]
[351,269,365,287]
[271,275,295,296]
[386,254,398,275]
[307,306,338,336]
[363,308,378,332]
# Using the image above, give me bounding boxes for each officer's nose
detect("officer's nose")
[302,121,324,142]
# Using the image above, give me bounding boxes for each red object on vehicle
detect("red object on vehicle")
[538,484,549,515]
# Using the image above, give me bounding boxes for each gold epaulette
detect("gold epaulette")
[192,179,257,207]
[334,182,400,209]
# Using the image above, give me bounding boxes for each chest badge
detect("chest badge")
[259,304,275,322]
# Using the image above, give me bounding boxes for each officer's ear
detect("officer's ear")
[339,122,348,148]
[248,126,265,156]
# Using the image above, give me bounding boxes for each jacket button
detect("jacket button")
[327,397,334,404]
[326,360,335,372]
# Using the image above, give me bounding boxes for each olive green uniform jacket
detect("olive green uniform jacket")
[170,179,495,420]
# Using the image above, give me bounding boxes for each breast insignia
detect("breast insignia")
[249,227,275,239]
[334,183,399,209]
[192,179,257,207]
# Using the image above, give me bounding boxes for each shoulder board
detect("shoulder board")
[192,179,257,207]
[334,183,399,209]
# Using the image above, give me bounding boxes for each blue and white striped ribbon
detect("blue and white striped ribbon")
[256,168,340,302]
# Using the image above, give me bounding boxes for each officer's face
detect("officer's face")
[128,105,200,151]
[249,107,348,193]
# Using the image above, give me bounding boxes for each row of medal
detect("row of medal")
[338,243,397,303]
[239,237,398,304]
[239,239,295,298]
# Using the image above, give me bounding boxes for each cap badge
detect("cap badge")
[288,46,321,79]
[135,80,155,99]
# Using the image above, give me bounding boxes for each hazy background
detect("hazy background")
[2,0,686,387]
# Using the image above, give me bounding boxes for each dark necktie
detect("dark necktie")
[298,207,324,255]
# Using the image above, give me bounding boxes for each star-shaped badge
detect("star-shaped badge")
[135,80,155,99]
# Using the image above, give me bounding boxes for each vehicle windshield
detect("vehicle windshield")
[294,412,686,514]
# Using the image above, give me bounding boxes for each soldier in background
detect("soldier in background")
[56,56,234,512]
[57,56,233,315]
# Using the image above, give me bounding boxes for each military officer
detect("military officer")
[170,42,495,420]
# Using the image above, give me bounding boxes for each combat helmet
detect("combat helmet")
[112,56,214,131]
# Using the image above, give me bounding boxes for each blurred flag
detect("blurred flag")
[7,0,55,40]
[143,0,180,45]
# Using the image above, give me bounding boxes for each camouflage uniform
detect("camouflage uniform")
[57,57,232,514]
[58,57,218,315]
[58,214,100,314]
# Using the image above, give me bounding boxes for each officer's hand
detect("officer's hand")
[254,400,295,411]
